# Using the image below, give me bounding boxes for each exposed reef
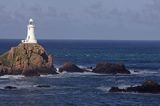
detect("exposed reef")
[0,43,57,76]
[109,80,160,94]
[59,62,87,73]
[58,62,130,74]
[93,62,130,74]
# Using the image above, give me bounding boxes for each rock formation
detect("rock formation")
[93,62,130,74]
[109,80,160,93]
[59,62,87,73]
[0,43,57,76]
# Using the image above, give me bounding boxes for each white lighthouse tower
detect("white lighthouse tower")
[22,18,37,43]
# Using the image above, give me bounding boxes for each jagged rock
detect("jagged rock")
[0,43,57,76]
[109,80,160,93]
[0,61,2,65]
[59,62,87,73]
[93,62,130,74]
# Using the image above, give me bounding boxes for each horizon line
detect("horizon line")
[0,38,160,41]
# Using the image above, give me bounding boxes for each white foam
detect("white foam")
[57,72,97,77]
[85,68,93,72]
[130,69,158,75]
[118,84,138,89]
[40,72,100,79]
[78,65,86,69]
[97,86,110,92]
[0,75,25,79]
[97,84,139,93]
[40,74,55,78]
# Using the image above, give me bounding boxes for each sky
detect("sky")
[0,0,160,40]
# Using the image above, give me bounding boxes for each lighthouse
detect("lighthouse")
[22,18,37,43]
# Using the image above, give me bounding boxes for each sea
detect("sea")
[0,39,160,106]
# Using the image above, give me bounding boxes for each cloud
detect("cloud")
[0,0,160,39]
[85,0,160,28]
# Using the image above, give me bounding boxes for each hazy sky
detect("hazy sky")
[0,0,160,40]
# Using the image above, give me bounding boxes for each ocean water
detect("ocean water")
[0,39,160,106]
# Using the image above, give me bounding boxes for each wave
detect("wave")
[97,86,110,92]
[0,75,25,79]
[56,64,160,76]
[129,69,159,75]
[117,84,139,89]
[97,84,139,93]
[42,69,160,78]
[0,68,159,79]
[40,74,56,78]
[40,72,100,79]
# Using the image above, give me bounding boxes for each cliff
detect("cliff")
[0,43,57,76]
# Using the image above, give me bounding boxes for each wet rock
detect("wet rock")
[87,66,93,70]
[36,85,51,88]
[109,80,160,93]
[4,86,17,90]
[109,87,125,92]
[93,62,130,74]
[0,43,57,76]
[59,62,87,73]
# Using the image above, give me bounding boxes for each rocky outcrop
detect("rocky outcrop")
[92,62,130,74]
[109,80,160,93]
[0,43,57,76]
[59,62,87,73]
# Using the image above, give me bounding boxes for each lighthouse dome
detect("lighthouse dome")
[29,18,33,22]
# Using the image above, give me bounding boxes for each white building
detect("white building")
[22,18,37,43]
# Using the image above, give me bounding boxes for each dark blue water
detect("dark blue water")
[0,39,160,106]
